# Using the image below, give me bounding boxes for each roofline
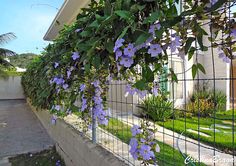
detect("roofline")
[43,0,90,41]
[43,0,68,41]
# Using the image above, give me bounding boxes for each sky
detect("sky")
[0,0,63,54]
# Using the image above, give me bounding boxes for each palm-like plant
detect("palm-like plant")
[0,32,16,76]
[0,33,16,69]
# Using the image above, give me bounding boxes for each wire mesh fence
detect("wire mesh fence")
[74,1,236,166]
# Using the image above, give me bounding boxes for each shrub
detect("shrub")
[139,95,173,122]
[191,90,227,111]
[187,90,227,117]
[187,99,214,117]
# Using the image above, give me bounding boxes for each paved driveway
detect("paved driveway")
[0,100,54,158]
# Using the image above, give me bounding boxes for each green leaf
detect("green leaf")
[134,79,147,90]
[104,0,112,16]
[118,26,129,39]
[115,10,131,20]
[185,37,195,54]
[104,40,114,53]
[135,32,151,46]
[144,11,161,24]
[142,65,154,82]
[92,56,101,69]
[192,64,198,79]
[188,47,196,61]
[197,63,206,74]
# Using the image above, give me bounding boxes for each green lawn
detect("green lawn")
[101,118,206,166]
[157,110,236,154]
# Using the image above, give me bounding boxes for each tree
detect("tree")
[0,32,16,69]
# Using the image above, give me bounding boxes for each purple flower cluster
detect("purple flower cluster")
[54,62,59,68]
[80,84,86,92]
[81,95,87,112]
[149,23,161,37]
[169,35,181,52]
[129,124,160,163]
[152,86,159,97]
[92,80,108,125]
[125,84,147,99]
[113,38,135,68]
[72,52,80,60]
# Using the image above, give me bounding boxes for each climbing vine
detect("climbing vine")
[22,0,236,164]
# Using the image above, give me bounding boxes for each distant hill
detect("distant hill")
[9,53,39,69]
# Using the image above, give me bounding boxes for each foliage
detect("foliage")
[9,53,38,68]
[139,95,173,122]
[22,56,54,109]
[191,90,227,111]
[0,32,16,74]
[187,99,214,117]
[22,0,232,164]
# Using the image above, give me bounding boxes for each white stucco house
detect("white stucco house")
[44,0,233,111]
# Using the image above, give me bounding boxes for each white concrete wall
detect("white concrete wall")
[27,100,127,166]
[0,76,25,99]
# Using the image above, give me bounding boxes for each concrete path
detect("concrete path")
[0,100,54,159]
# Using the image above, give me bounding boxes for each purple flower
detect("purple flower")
[152,86,158,97]
[56,160,61,166]
[231,29,236,39]
[72,52,80,60]
[125,84,136,96]
[120,56,134,68]
[67,70,71,79]
[115,49,122,60]
[81,97,87,112]
[129,138,138,154]
[139,144,155,160]
[148,44,162,57]
[63,84,69,90]
[169,35,181,52]
[124,43,135,57]
[114,38,125,52]
[54,77,65,85]
[75,28,82,33]
[80,84,86,92]
[54,62,59,68]
[149,23,161,36]
[137,90,147,99]
[211,0,217,5]
[55,105,61,111]
[92,80,100,88]
[51,115,57,125]
[131,125,141,136]
[219,51,230,63]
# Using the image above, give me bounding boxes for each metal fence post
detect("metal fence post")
[92,114,96,144]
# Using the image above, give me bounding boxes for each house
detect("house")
[44,0,232,111]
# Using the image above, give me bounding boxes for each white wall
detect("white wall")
[0,76,25,99]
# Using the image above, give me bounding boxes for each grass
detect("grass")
[9,147,65,166]
[101,118,206,166]
[157,110,236,154]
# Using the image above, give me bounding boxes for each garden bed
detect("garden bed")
[9,147,65,166]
